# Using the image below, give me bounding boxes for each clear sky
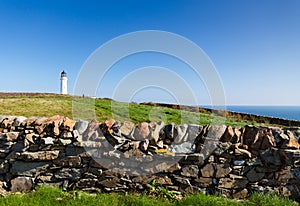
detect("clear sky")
[0,0,299,105]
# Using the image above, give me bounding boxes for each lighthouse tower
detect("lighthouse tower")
[60,70,68,94]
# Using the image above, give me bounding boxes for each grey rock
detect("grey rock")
[195,177,212,187]
[187,124,203,142]
[0,160,9,174]
[201,164,214,177]
[215,164,232,178]
[246,168,265,182]
[163,162,181,173]
[66,146,88,157]
[13,116,27,127]
[282,149,300,165]
[87,167,103,177]
[132,122,150,140]
[260,148,282,166]
[213,142,232,155]
[256,165,280,173]
[11,177,33,192]
[37,175,53,183]
[206,125,227,140]
[181,165,199,177]
[291,168,300,180]
[172,174,192,186]
[75,120,89,135]
[53,156,81,167]
[55,168,82,181]
[149,121,165,143]
[82,120,102,141]
[174,124,188,144]
[90,158,115,169]
[171,141,193,154]
[232,188,248,199]
[11,141,26,152]
[11,161,49,176]
[218,178,247,189]
[0,133,6,140]
[119,121,135,137]
[99,179,120,188]
[275,167,292,183]
[76,178,98,189]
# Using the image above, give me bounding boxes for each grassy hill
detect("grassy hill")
[0,93,290,127]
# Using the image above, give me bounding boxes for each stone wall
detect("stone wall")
[0,115,300,200]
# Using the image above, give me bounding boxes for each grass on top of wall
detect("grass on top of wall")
[0,93,272,127]
[0,186,297,206]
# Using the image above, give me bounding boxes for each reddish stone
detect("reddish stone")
[133,122,150,140]
[63,117,76,131]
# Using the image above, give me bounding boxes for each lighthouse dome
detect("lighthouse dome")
[61,70,67,77]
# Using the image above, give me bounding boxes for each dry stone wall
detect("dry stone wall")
[0,115,300,200]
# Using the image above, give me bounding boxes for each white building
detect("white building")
[60,70,68,94]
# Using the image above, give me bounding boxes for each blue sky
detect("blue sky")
[0,0,300,105]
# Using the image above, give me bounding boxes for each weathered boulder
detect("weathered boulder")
[132,122,150,140]
[119,121,135,137]
[206,125,227,140]
[11,177,33,192]
[83,119,102,141]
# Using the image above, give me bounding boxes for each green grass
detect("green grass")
[0,93,275,127]
[0,186,297,206]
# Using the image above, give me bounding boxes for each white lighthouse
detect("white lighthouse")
[60,70,68,94]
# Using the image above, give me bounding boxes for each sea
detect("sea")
[202,106,300,121]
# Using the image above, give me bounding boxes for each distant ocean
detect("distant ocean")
[202,106,300,121]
